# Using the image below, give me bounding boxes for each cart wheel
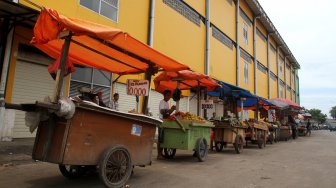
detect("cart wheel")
[270,133,275,144]
[98,145,132,188]
[59,165,85,179]
[257,135,263,149]
[234,135,243,154]
[195,138,208,162]
[215,142,224,152]
[163,148,176,159]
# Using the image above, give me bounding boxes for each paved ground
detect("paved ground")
[0,130,336,188]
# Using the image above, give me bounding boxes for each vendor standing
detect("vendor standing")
[157,90,176,159]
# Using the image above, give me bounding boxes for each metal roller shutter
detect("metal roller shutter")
[12,60,54,138]
[114,83,138,112]
[148,90,163,119]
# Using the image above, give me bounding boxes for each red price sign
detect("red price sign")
[127,79,149,96]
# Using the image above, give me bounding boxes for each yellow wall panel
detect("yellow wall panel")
[286,90,291,100]
[240,0,253,20]
[285,64,291,86]
[270,36,277,49]
[210,36,236,84]
[269,49,277,74]
[256,71,268,99]
[154,1,205,73]
[256,35,267,66]
[211,0,236,41]
[184,0,205,17]
[256,20,267,36]
[270,79,278,99]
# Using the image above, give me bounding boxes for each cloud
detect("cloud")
[258,0,336,117]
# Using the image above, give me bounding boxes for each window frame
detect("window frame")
[79,0,119,23]
[244,61,249,84]
[243,23,248,45]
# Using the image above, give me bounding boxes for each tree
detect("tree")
[330,106,336,119]
[308,108,327,124]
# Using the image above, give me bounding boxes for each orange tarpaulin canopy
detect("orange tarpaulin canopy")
[31,8,189,75]
[154,70,220,93]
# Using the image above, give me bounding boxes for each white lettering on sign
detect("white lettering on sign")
[201,100,214,109]
[127,79,149,96]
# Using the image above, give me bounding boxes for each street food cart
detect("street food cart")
[154,70,219,161]
[268,98,301,141]
[244,119,268,148]
[4,8,189,188]
[212,117,246,154]
[206,82,251,153]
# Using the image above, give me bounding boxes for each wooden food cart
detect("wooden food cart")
[212,117,246,154]
[154,70,219,162]
[244,120,268,149]
[5,8,189,188]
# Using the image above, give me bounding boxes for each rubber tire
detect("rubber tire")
[59,165,85,179]
[98,145,133,188]
[215,142,224,152]
[163,148,176,159]
[234,135,243,154]
[195,138,208,162]
[257,135,263,149]
[268,134,274,145]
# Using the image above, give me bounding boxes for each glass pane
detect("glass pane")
[93,85,111,104]
[104,0,118,7]
[93,69,111,86]
[69,81,91,98]
[80,0,100,13]
[101,1,118,21]
[71,67,92,83]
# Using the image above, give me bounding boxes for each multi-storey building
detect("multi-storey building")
[0,0,300,138]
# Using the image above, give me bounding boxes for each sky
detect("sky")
[258,0,336,117]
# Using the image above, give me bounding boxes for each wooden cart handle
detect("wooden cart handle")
[174,117,186,133]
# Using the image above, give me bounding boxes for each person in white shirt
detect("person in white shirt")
[159,90,176,119]
[157,90,176,160]
[109,93,119,110]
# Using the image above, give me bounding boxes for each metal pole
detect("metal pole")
[267,34,271,99]
[235,0,240,86]
[144,0,155,113]
[205,0,210,75]
[253,16,260,94]
[0,21,14,140]
[53,33,72,103]
[176,81,180,111]
[197,81,200,116]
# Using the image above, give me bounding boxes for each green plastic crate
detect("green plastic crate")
[160,120,214,150]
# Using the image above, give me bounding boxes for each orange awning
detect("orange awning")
[31,8,189,75]
[154,70,220,93]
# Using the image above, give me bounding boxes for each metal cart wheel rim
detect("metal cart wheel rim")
[196,138,208,162]
[99,145,133,188]
[234,135,243,154]
[163,148,176,159]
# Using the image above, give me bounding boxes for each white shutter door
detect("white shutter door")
[12,61,55,138]
[189,93,198,115]
[149,90,162,119]
[115,83,137,112]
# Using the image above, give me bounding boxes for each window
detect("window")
[243,23,248,45]
[70,67,112,103]
[244,62,249,84]
[279,61,283,75]
[80,0,119,22]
